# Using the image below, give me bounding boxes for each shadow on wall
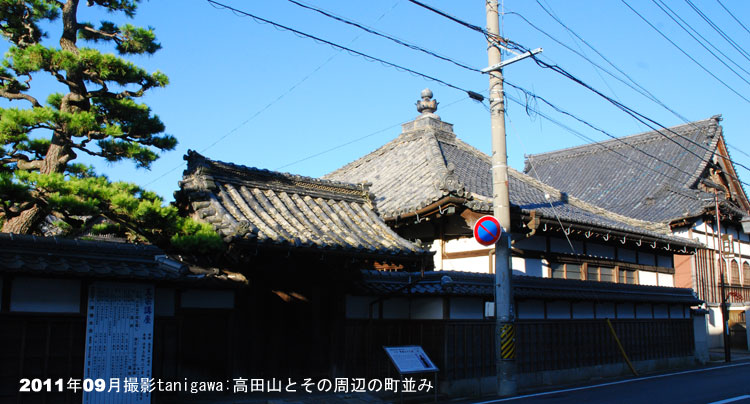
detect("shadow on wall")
[513,258,544,277]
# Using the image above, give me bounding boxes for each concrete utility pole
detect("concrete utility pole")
[487,0,513,397]
[714,189,731,362]
[485,2,540,397]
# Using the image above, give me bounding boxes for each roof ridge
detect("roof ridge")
[526,116,721,164]
[185,150,370,197]
[510,168,671,234]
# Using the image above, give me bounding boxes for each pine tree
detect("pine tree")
[0,0,221,252]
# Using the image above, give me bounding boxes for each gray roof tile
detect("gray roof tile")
[355,270,701,304]
[177,151,425,257]
[524,116,735,223]
[0,233,185,280]
[326,111,698,246]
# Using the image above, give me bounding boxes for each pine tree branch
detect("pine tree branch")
[0,89,41,107]
[14,158,44,171]
[71,145,105,158]
[78,24,120,41]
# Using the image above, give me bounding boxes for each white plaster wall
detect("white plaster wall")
[345,295,374,319]
[596,303,616,319]
[639,270,658,286]
[440,238,493,273]
[523,258,545,277]
[617,303,635,319]
[670,304,686,319]
[517,300,545,319]
[547,301,571,319]
[706,305,725,349]
[411,298,444,319]
[510,257,544,277]
[658,273,674,287]
[383,298,409,319]
[654,304,669,319]
[450,298,483,319]
[672,228,691,238]
[10,277,80,313]
[636,304,653,319]
[430,241,442,270]
[444,237,489,253]
[442,255,491,273]
[572,302,595,319]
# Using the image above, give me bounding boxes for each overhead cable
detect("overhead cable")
[206,0,484,101]
[510,7,750,174]
[684,0,750,62]
[286,0,482,74]
[407,0,750,183]
[716,0,750,38]
[620,0,750,104]
[652,0,750,84]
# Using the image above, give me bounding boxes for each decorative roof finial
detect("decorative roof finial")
[416,88,438,114]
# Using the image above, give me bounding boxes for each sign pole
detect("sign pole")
[486,0,516,397]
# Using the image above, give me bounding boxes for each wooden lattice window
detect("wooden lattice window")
[731,260,740,285]
[743,262,750,286]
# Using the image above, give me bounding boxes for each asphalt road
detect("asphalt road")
[466,362,750,404]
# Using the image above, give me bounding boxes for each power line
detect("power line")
[518,50,750,186]
[285,0,482,74]
[276,96,470,170]
[504,90,691,190]
[684,0,750,62]
[504,80,706,186]
[716,0,750,38]
[206,0,484,100]
[508,8,750,175]
[142,0,404,187]
[619,0,750,104]
[407,0,750,186]
[536,0,624,103]
[407,0,486,35]
[652,0,750,83]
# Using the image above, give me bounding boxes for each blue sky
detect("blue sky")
[7,0,750,202]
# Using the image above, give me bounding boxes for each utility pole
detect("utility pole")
[714,189,731,362]
[485,1,540,397]
[486,0,515,397]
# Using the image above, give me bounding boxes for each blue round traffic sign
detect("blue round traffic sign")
[474,216,503,246]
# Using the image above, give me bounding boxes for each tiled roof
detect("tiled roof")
[356,270,701,304]
[524,116,732,223]
[325,109,699,247]
[0,233,185,280]
[326,114,486,218]
[176,151,425,257]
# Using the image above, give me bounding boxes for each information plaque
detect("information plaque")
[383,345,438,374]
[83,282,154,404]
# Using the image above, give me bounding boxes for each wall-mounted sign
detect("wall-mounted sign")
[83,283,154,404]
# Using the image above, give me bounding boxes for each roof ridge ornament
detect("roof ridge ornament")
[416,88,438,114]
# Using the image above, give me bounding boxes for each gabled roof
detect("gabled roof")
[524,116,749,223]
[0,233,185,280]
[325,95,698,248]
[355,270,701,305]
[176,151,425,258]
